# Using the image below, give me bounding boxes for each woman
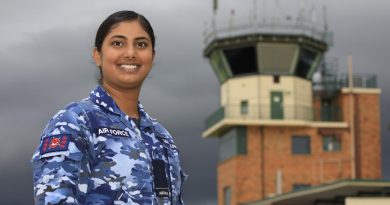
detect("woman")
[32,10,187,205]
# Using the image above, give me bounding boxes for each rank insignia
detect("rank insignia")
[40,134,71,155]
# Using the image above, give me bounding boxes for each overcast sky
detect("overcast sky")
[0,0,389,204]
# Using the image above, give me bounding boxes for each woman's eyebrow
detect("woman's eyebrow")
[110,35,127,40]
[134,37,150,41]
[109,35,150,41]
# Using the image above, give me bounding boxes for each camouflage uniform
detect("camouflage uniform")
[31,86,187,205]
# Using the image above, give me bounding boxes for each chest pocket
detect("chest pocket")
[93,130,151,177]
[91,130,154,204]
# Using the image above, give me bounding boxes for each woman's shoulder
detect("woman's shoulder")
[48,100,88,122]
[49,97,98,120]
[151,120,169,135]
[151,120,178,142]
[42,98,99,135]
[33,100,94,162]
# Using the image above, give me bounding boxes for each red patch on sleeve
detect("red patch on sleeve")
[40,134,71,155]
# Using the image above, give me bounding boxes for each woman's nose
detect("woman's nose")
[124,46,136,59]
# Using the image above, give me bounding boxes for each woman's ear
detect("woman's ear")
[93,47,102,67]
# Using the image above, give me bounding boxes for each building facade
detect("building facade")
[202,14,382,205]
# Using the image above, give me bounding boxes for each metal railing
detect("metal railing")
[339,74,377,88]
[205,104,342,129]
[204,17,332,45]
[313,73,378,98]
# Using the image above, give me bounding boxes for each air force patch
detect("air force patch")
[40,134,71,155]
[96,127,130,137]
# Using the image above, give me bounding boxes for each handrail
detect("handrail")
[205,104,342,129]
[204,17,332,45]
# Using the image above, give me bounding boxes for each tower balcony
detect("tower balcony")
[203,104,347,138]
[204,16,332,47]
[314,72,378,98]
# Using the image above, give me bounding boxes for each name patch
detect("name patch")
[152,159,171,197]
[40,134,71,155]
[96,127,130,137]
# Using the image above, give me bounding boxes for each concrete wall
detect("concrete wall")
[346,198,390,205]
[220,75,312,120]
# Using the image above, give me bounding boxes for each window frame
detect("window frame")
[223,186,232,205]
[292,135,311,155]
[219,127,247,162]
[293,183,311,191]
[240,100,249,115]
[322,135,341,152]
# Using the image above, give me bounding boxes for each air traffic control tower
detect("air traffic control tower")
[202,4,382,205]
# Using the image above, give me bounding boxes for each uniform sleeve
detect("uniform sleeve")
[31,103,92,205]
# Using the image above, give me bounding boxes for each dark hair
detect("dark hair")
[95,10,156,84]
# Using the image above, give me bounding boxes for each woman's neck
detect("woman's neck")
[102,83,141,119]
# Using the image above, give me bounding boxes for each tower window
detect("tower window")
[219,127,247,161]
[223,46,257,76]
[240,100,248,115]
[273,75,280,83]
[293,184,311,191]
[224,186,232,205]
[323,135,341,152]
[292,135,311,155]
[296,47,318,78]
[258,43,298,74]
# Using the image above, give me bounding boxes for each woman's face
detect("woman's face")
[93,21,154,90]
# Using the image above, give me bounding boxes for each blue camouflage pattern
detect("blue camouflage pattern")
[31,86,187,205]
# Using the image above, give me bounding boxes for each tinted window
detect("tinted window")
[224,187,232,205]
[292,135,311,155]
[219,127,247,161]
[296,48,317,78]
[240,100,248,115]
[223,46,257,76]
[323,135,341,152]
[293,184,311,191]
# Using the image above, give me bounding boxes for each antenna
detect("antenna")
[323,5,328,31]
[253,0,257,26]
[229,8,235,36]
[213,0,218,13]
[296,0,305,26]
[262,0,267,23]
[275,0,280,24]
[310,3,316,25]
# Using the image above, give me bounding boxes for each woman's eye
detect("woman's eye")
[111,41,124,47]
[136,42,148,48]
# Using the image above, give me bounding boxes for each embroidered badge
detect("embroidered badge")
[95,127,130,137]
[40,134,71,155]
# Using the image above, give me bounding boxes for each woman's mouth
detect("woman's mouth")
[118,64,141,72]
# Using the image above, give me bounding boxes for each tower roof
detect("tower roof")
[245,180,390,205]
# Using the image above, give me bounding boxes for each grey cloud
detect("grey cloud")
[0,0,389,204]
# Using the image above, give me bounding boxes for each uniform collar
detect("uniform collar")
[89,85,155,128]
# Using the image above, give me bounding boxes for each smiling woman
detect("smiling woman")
[31,10,187,205]
[94,21,154,90]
